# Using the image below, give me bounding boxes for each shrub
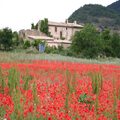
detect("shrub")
[71,24,102,58]
[23,40,31,49]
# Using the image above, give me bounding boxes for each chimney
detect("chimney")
[65,19,69,24]
[74,21,77,24]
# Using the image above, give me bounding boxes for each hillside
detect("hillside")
[107,0,120,13]
[68,4,120,31]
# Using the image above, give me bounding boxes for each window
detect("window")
[55,27,57,32]
[60,31,62,39]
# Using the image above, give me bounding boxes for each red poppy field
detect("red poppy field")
[0,60,120,120]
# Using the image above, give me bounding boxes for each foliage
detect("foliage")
[31,23,35,29]
[31,23,38,30]
[0,67,5,94]
[32,39,45,50]
[62,48,76,57]
[23,40,31,49]
[78,93,93,105]
[70,24,120,58]
[45,45,64,54]
[107,0,120,13]
[0,28,21,51]
[40,18,49,35]
[71,24,102,58]
[8,68,20,95]
[0,28,13,50]
[12,31,20,47]
[45,46,57,54]
[22,71,33,90]
[100,29,112,57]
[68,4,120,31]
[78,93,87,103]
[111,32,120,58]
[89,72,103,94]
[0,62,120,119]
[99,29,120,58]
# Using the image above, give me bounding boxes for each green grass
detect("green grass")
[0,51,120,64]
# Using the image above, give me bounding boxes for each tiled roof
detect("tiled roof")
[48,21,83,28]
[47,40,72,44]
[38,20,83,28]
[28,35,54,40]
[28,35,72,44]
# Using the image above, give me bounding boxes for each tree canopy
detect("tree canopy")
[68,4,120,31]
[40,18,49,35]
[71,24,120,58]
[0,28,13,50]
[71,24,102,58]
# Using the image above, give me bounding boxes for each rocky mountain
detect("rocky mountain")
[107,0,120,13]
[68,2,120,31]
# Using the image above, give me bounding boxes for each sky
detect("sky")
[0,0,117,31]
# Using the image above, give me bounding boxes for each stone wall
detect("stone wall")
[49,26,80,40]
[19,29,44,40]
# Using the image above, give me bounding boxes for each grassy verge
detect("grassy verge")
[0,51,120,64]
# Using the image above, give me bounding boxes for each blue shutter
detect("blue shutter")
[39,44,45,52]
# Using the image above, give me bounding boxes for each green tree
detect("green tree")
[12,31,20,47]
[40,20,44,32]
[0,30,2,49]
[40,18,49,35]
[100,29,112,57]
[44,18,48,34]
[35,23,38,30]
[31,23,38,30]
[23,40,31,49]
[111,32,120,58]
[31,23,35,29]
[32,39,45,50]
[71,24,102,58]
[0,28,13,50]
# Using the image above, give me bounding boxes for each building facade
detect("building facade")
[38,20,83,40]
[19,20,83,48]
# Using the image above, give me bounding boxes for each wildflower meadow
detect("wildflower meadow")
[0,60,120,120]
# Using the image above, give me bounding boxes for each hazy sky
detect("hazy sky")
[0,0,117,31]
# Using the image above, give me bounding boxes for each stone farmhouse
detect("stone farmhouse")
[38,20,83,40]
[19,20,83,48]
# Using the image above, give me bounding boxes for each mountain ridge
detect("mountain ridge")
[107,0,120,13]
[68,1,120,32]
